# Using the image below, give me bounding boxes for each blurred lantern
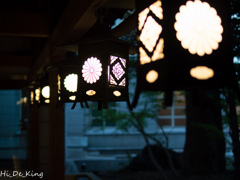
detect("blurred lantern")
[32,74,50,105]
[73,33,132,110]
[132,0,235,107]
[55,52,80,107]
[39,73,50,104]
[34,86,41,104]
[29,85,40,105]
[41,85,50,104]
[30,89,35,105]
[29,78,50,105]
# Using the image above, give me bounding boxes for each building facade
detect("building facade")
[65,91,187,173]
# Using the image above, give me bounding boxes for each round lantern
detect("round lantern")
[55,52,79,106]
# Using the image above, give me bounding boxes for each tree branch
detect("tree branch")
[130,110,168,180]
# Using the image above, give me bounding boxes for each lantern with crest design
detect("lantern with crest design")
[74,33,132,110]
[132,0,235,107]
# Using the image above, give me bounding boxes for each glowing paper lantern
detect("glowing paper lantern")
[39,74,50,104]
[29,75,49,105]
[31,74,50,105]
[132,0,234,108]
[75,33,132,110]
[29,86,40,105]
[41,86,50,103]
[42,86,50,98]
[55,52,80,104]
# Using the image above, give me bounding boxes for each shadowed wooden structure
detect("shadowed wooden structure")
[0,1,136,180]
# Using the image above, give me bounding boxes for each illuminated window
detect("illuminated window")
[109,55,126,86]
[158,91,186,127]
[138,0,164,65]
[64,73,78,92]
[82,57,102,84]
[174,0,223,56]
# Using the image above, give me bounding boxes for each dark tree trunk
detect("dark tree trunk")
[227,89,240,178]
[181,89,226,178]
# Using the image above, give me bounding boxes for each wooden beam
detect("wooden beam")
[29,41,50,81]
[0,55,31,83]
[99,0,135,9]
[111,12,137,38]
[51,0,98,45]
[53,12,138,53]
[0,67,30,81]
[0,55,32,67]
[29,0,104,80]
[0,56,31,88]
[0,13,49,38]
[0,74,28,81]
[29,0,137,81]
[0,80,27,89]
[63,0,106,43]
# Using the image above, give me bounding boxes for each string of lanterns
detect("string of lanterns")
[30,0,236,110]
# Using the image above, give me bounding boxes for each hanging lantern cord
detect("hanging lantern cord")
[96,8,111,33]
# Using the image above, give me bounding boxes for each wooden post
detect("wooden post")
[48,67,65,180]
[28,104,40,172]
[38,104,50,179]
[28,102,51,179]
